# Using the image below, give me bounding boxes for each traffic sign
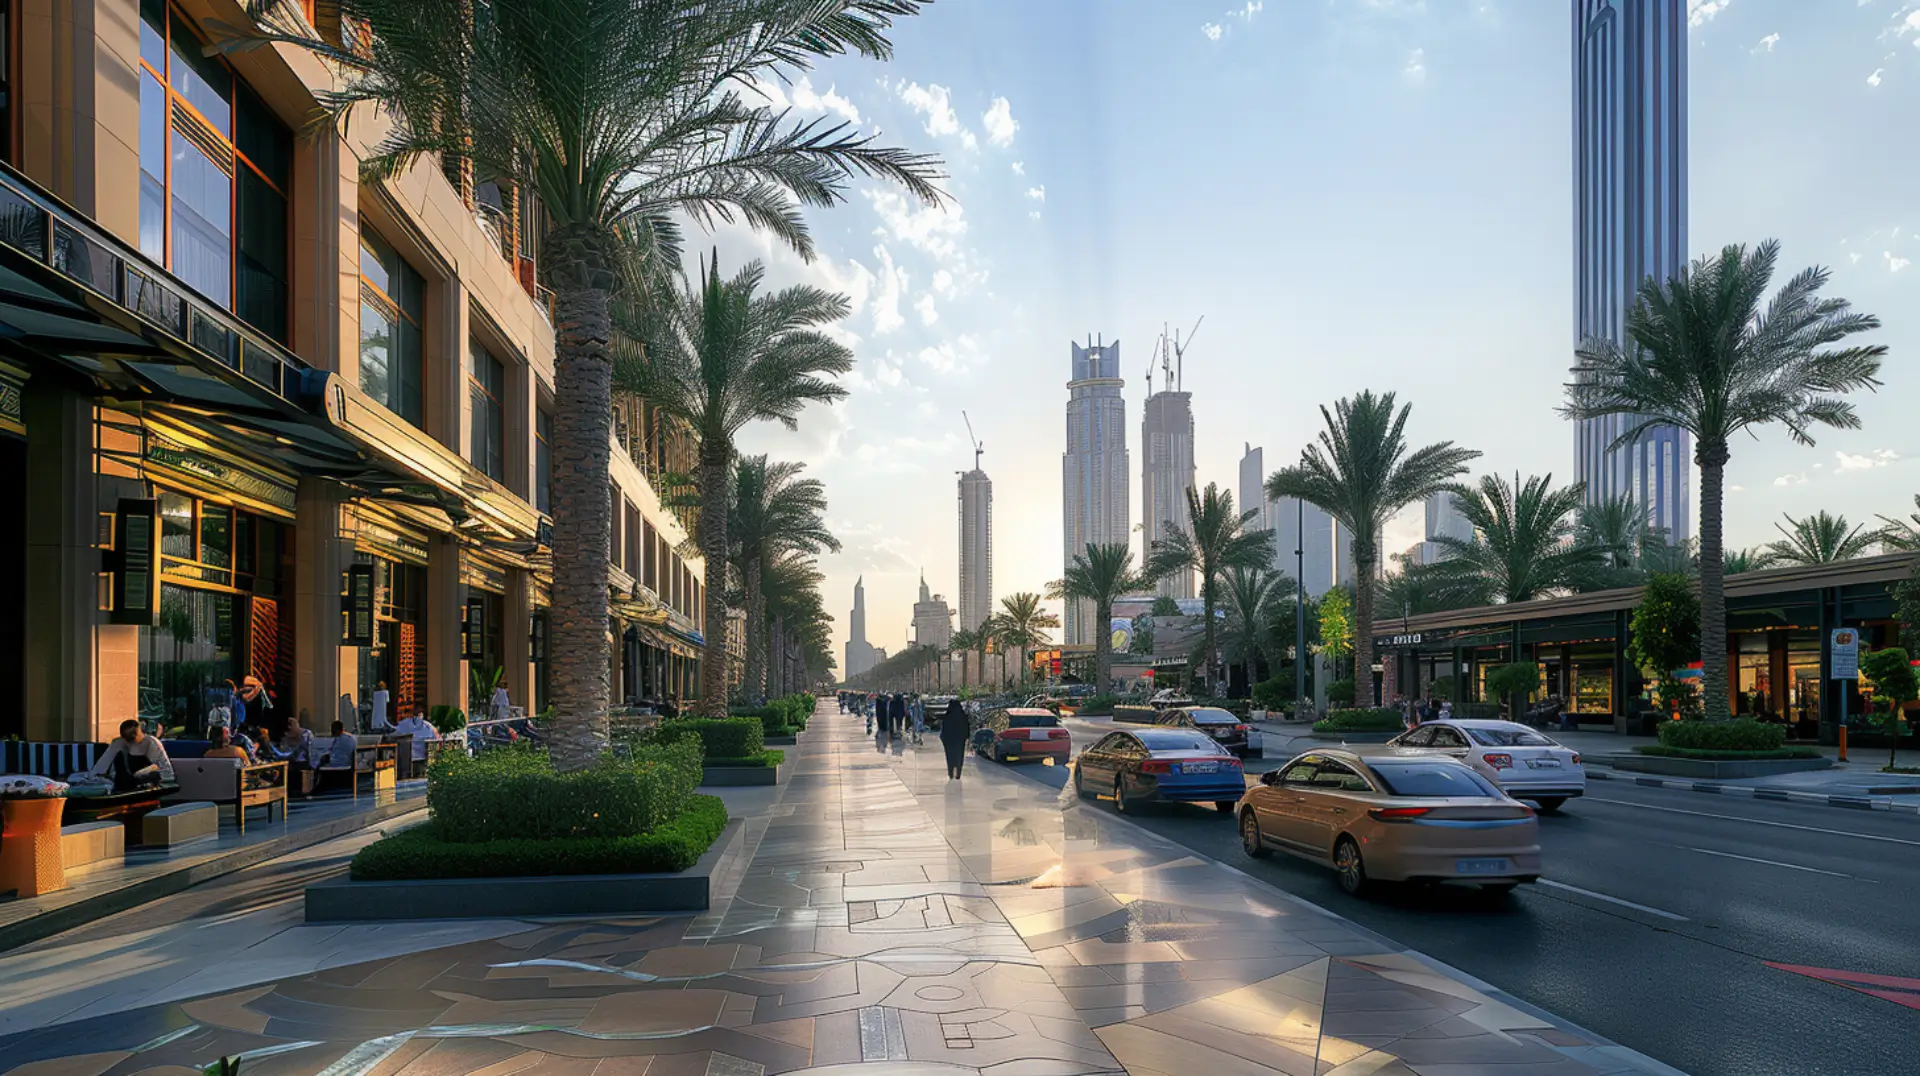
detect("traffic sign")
[1831,628,1860,680]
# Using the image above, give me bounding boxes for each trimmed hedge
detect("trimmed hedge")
[732,694,814,734]
[1075,694,1118,716]
[1634,744,1819,761]
[654,717,765,760]
[705,748,786,768]
[425,739,701,843]
[351,794,728,880]
[1312,707,1404,733]
[1656,718,1786,753]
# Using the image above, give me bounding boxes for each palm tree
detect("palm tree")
[1565,240,1885,720]
[1380,555,1467,616]
[1144,484,1276,692]
[1723,547,1764,576]
[619,257,856,715]
[1878,495,1920,552]
[1267,392,1481,706]
[1425,474,1593,605]
[248,0,946,767]
[729,455,839,703]
[1570,494,1645,591]
[1759,511,1877,568]
[1220,566,1289,695]
[1047,542,1146,695]
[994,594,1059,690]
[761,553,825,696]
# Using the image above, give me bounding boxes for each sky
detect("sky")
[706,0,1920,667]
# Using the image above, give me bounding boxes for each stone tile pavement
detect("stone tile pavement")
[0,707,1681,1075]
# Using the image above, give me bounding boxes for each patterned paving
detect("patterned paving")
[0,708,1669,1075]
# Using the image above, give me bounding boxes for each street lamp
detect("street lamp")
[1295,498,1306,720]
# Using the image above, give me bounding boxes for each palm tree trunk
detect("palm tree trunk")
[743,557,766,705]
[1094,600,1112,693]
[1699,441,1730,720]
[1354,536,1378,708]
[1201,581,1218,696]
[545,233,617,771]
[697,444,732,716]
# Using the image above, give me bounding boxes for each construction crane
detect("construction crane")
[962,410,984,472]
[1171,315,1203,392]
[1147,315,1205,394]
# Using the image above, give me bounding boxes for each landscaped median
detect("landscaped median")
[733,692,815,745]
[1309,707,1406,742]
[654,716,787,786]
[1612,718,1835,779]
[305,737,736,921]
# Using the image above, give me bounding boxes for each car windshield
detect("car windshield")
[1187,709,1238,724]
[1008,714,1057,728]
[1369,763,1502,798]
[1465,727,1556,747]
[1136,730,1225,753]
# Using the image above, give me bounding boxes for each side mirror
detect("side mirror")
[1260,770,1282,787]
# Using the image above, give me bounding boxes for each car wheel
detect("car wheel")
[1240,810,1269,858]
[1533,797,1566,814]
[1214,801,1235,814]
[1073,768,1088,798]
[1333,837,1370,896]
[1481,882,1518,897]
[1114,778,1132,814]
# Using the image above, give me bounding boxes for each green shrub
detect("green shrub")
[704,747,786,768]
[1326,679,1357,705]
[1453,702,1502,720]
[425,738,701,843]
[1076,694,1117,716]
[1312,707,1404,733]
[1656,718,1786,752]
[731,706,795,738]
[654,716,765,760]
[1251,679,1291,710]
[428,705,467,735]
[1634,744,1819,761]
[351,795,728,880]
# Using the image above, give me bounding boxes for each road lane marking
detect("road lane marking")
[1684,847,1855,879]
[1536,879,1690,921]
[1584,797,1920,847]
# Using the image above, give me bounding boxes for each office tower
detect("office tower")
[845,576,878,679]
[1333,520,1358,590]
[958,466,992,631]
[1420,489,1474,565]
[1238,444,1273,545]
[912,573,954,650]
[1243,442,1338,596]
[1573,0,1691,542]
[1141,388,1196,599]
[1062,336,1130,644]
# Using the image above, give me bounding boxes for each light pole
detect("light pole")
[1295,498,1306,719]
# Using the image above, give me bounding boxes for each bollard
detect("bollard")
[1838,724,1848,762]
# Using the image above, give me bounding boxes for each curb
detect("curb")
[1586,768,1920,816]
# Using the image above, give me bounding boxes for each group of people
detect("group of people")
[82,707,442,795]
[836,691,974,780]
[1395,694,1455,729]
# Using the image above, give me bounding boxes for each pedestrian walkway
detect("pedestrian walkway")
[0,706,1679,1075]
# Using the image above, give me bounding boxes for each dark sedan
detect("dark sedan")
[1154,706,1257,757]
[1072,728,1247,814]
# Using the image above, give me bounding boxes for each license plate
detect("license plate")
[1030,729,1051,741]
[1455,858,1511,875]
[1525,758,1562,769]
[1181,761,1219,774]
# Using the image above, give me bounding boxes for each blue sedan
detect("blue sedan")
[1073,728,1247,814]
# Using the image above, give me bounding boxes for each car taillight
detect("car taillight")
[1368,807,1433,822]
[1223,757,1243,769]
[999,729,1023,739]
[1234,724,1250,732]
[1139,760,1173,774]
[1049,729,1070,739]
[1483,753,1514,770]
[1569,753,1581,765]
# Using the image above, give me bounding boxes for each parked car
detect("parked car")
[1147,688,1193,707]
[1387,720,1585,812]
[1236,748,1541,896]
[1022,694,1064,714]
[1073,727,1247,814]
[1154,706,1258,758]
[972,708,1071,763]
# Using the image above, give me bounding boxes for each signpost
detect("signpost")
[1832,628,1859,743]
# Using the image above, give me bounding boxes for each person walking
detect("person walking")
[940,698,970,779]
[865,693,875,735]
[911,694,926,745]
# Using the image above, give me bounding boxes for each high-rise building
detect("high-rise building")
[1141,388,1196,599]
[845,577,878,679]
[1419,489,1474,565]
[1239,443,1337,596]
[1062,337,1130,644]
[958,466,992,632]
[912,573,954,651]
[1573,0,1691,542]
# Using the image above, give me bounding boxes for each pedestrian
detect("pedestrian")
[911,694,926,744]
[491,677,513,723]
[369,679,391,731]
[892,692,907,738]
[940,697,970,778]
[865,693,875,735]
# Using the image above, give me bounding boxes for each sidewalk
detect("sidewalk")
[0,707,1681,1075]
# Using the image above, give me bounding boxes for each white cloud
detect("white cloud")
[913,292,939,327]
[896,81,977,151]
[1028,210,1042,221]
[1230,1,1263,19]
[1868,68,1884,86]
[865,188,969,264]
[1836,448,1900,470]
[1773,472,1809,487]
[1688,0,1732,28]
[1025,185,1046,202]
[914,334,984,375]
[1010,161,1025,176]
[1728,485,1747,494]
[1886,251,1912,272]
[741,75,862,126]
[981,97,1018,147]
[1753,32,1779,53]
[1201,22,1223,40]
[931,269,955,295]
[871,245,907,336]
[1851,251,1864,264]
[1403,47,1427,83]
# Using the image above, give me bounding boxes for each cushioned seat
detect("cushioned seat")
[141,802,218,846]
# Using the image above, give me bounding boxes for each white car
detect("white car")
[1387,720,1585,812]
[1147,689,1194,707]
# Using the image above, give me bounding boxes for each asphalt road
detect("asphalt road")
[993,716,1920,1076]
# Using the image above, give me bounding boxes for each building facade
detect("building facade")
[912,573,953,651]
[844,576,877,679]
[958,466,992,632]
[1141,389,1195,599]
[1238,444,1337,597]
[0,0,706,745]
[1062,337,1129,644]
[1419,489,1474,565]
[1572,0,1691,542]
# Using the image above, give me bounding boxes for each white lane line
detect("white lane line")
[1536,879,1690,921]
[1585,796,1920,848]
[1684,846,1855,879]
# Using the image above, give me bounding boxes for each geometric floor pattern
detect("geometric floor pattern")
[0,709,1670,1075]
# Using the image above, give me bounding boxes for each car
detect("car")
[1073,727,1247,814]
[972,707,1071,763]
[1154,706,1258,758]
[1021,694,1064,714]
[1236,749,1541,896]
[1387,720,1586,812]
[1147,688,1194,707]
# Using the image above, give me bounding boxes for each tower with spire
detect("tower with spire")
[845,576,878,678]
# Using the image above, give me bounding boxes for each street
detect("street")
[989,715,1920,1076]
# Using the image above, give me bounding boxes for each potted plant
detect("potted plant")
[0,774,71,898]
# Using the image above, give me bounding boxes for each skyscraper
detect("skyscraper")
[1141,388,1196,599]
[958,466,992,632]
[1062,336,1130,644]
[845,576,878,679]
[912,573,954,651]
[1239,444,1336,597]
[1420,489,1474,565]
[1573,0,1691,542]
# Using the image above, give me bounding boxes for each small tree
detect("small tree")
[1318,588,1354,680]
[1858,648,1916,771]
[1485,662,1541,721]
[1629,573,1703,720]
[1150,595,1181,617]
[1893,558,1920,655]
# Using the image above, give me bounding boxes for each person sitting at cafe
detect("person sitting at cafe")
[320,719,357,769]
[393,711,441,762]
[203,725,249,761]
[89,719,175,791]
[272,712,316,765]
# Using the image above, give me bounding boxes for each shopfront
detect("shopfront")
[349,510,431,728]
[463,552,510,713]
[0,361,26,738]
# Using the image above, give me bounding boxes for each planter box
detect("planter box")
[700,764,782,787]
[764,733,799,746]
[1307,730,1400,743]
[1609,754,1834,780]
[304,820,740,921]
[1112,705,1159,725]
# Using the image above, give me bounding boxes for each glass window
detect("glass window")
[1280,760,1319,786]
[170,135,232,306]
[1398,727,1434,746]
[1007,713,1057,728]
[140,583,236,737]
[469,341,505,481]
[1465,727,1555,747]
[1186,708,1237,725]
[198,505,231,570]
[159,493,194,560]
[140,0,167,71]
[1135,729,1221,752]
[139,74,166,260]
[1370,763,1501,798]
[168,13,231,134]
[1309,760,1372,792]
[535,407,551,514]
[358,228,425,426]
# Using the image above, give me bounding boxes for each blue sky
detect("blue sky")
[715,0,1920,662]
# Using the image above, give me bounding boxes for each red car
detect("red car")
[973,707,1071,763]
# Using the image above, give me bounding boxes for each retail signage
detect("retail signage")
[1384,632,1424,647]
[463,596,487,660]
[108,498,160,625]
[1831,628,1859,680]
[342,564,375,646]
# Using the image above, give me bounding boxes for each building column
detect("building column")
[426,536,467,718]
[291,481,355,733]
[22,384,95,741]
[504,566,533,712]
[18,0,140,243]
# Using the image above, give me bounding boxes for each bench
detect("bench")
[141,802,219,846]
[2,741,107,778]
[59,821,124,869]
[318,742,397,799]
[171,759,289,833]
